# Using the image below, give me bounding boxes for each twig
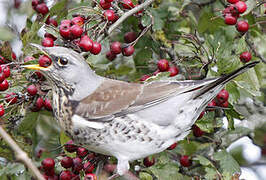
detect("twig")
[245,33,266,63]
[0,126,45,180]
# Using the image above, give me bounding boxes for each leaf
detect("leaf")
[0,163,25,176]
[139,172,153,180]
[49,0,69,21]
[134,48,152,66]
[148,163,185,180]
[214,150,241,175]
[193,155,212,166]
[0,41,13,61]
[242,0,257,16]
[195,111,215,133]
[205,167,218,180]
[44,24,60,39]
[141,14,152,27]
[0,27,15,41]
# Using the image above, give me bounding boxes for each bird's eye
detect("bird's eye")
[57,57,68,66]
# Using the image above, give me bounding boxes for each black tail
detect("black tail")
[193,61,260,99]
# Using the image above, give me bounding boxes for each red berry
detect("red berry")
[44,98,53,111]
[207,100,216,111]
[157,59,169,72]
[83,161,95,174]
[70,25,83,39]
[240,51,252,63]
[227,0,239,4]
[12,52,16,60]
[167,142,177,150]
[223,5,239,18]
[35,72,44,80]
[39,55,52,67]
[124,32,137,43]
[224,15,237,25]
[44,169,55,176]
[77,147,88,158]
[90,42,102,55]
[35,97,44,110]
[27,84,38,96]
[59,170,72,180]
[0,80,9,91]
[234,1,247,14]
[0,72,5,83]
[143,156,155,167]
[140,74,150,81]
[71,16,84,26]
[180,155,191,167]
[46,17,58,27]
[192,125,204,137]
[79,35,93,52]
[104,10,116,21]
[122,45,134,56]
[36,3,49,15]
[42,158,55,171]
[100,0,111,10]
[64,140,78,152]
[168,66,179,77]
[32,0,39,8]
[236,20,249,32]
[197,111,205,120]
[0,55,6,64]
[1,65,10,78]
[42,37,54,47]
[216,89,229,104]
[84,174,97,180]
[61,156,73,169]
[122,0,134,9]
[61,19,71,26]
[220,101,229,108]
[72,157,83,173]
[105,0,113,2]
[110,41,122,54]
[44,33,57,41]
[106,51,117,61]
[59,24,71,39]
[0,104,5,117]
[5,92,17,104]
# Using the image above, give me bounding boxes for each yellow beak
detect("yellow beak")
[22,64,48,71]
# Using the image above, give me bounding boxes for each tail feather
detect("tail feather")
[193,61,260,99]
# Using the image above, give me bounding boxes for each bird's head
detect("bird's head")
[24,44,102,100]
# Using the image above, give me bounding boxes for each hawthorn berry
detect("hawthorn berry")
[0,105,5,117]
[0,80,9,91]
[79,35,93,52]
[12,52,16,60]
[122,45,134,56]
[234,1,247,14]
[42,37,54,47]
[77,147,88,158]
[180,155,191,167]
[39,55,52,67]
[106,51,117,61]
[167,142,177,150]
[83,161,95,174]
[36,3,49,15]
[44,168,55,176]
[100,0,111,10]
[72,157,83,173]
[90,42,102,55]
[59,170,72,180]
[35,72,45,80]
[124,32,137,43]
[59,24,71,39]
[220,101,229,108]
[60,156,73,169]
[192,125,204,137]
[207,100,216,111]
[5,92,17,104]
[44,98,52,111]
[35,97,44,110]
[46,17,58,27]
[236,20,249,32]
[104,10,116,21]
[122,0,134,9]
[84,174,97,180]
[64,140,78,152]
[61,19,71,26]
[71,16,84,26]
[44,33,57,41]
[27,84,38,96]
[0,55,6,64]
[110,41,122,54]
[32,0,39,8]
[168,66,179,77]
[157,59,169,72]
[240,51,252,63]
[224,15,237,25]
[42,158,55,171]
[140,74,150,81]
[143,156,155,167]
[227,0,239,4]
[1,65,10,78]
[70,25,83,39]
[216,89,229,104]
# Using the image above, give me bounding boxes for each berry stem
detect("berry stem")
[245,32,266,63]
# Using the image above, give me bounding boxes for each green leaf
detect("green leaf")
[214,150,241,175]
[193,155,212,166]
[139,172,153,180]
[49,0,69,21]
[141,14,152,27]
[0,27,15,41]
[0,41,13,61]
[134,48,152,66]
[195,111,215,133]
[205,167,218,180]
[148,163,185,180]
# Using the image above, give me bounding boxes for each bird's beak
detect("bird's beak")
[22,64,49,71]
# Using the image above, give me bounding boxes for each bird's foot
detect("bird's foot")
[107,173,120,180]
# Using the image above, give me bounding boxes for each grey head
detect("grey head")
[25,44,104,101]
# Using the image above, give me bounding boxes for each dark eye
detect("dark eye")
[58,57,68,66]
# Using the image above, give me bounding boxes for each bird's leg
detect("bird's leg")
[107,173,120,180]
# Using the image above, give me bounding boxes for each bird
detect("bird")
[24,44,259,178]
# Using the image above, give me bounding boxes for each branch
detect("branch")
[0,126,45,180]
[107,0,155,35]
[245,33,266,63]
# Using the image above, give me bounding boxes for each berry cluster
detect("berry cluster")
[140,59,179,81]
[32,0,49,16]
[223,0,249,33]
[40,140,97,180]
